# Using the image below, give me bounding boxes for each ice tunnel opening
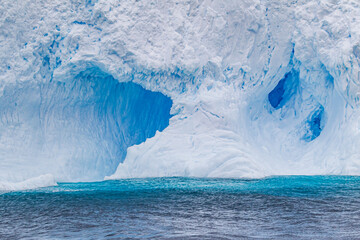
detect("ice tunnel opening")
[268,71,299,109]
[0,67,173,182]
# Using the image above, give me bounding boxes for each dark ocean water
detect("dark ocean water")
[1,176,360,239]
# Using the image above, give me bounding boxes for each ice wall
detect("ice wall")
[1,0,360,185]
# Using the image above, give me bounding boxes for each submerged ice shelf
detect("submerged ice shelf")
[1,0,360,188]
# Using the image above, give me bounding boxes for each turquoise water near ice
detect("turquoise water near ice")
[1,176,360,239]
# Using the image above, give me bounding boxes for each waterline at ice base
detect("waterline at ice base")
[1,0,360,190]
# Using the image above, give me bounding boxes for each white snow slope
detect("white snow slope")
[1,0,360,188]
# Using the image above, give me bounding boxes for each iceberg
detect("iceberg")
[1,0,360,185]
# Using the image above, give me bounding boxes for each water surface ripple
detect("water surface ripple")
[1,176,360,239]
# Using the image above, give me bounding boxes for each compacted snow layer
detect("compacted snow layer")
[1,0,360,186]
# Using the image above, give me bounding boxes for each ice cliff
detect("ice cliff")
[1,0,360,188]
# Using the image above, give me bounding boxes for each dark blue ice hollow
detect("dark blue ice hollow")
[303,106,324,142]
[268,71,299,109]
[268,70,325,142]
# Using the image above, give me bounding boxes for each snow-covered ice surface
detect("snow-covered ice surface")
[0,174,56,191]
[1,0,360,188]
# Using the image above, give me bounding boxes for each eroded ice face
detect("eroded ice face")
[0,68,172,182]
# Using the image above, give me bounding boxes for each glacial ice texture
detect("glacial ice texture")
[1,0,360,186]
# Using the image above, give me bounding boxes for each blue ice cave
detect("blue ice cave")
[0,67,172,181]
